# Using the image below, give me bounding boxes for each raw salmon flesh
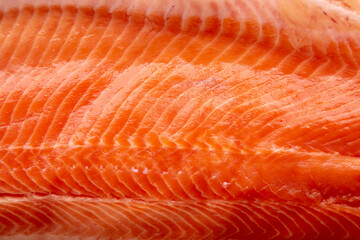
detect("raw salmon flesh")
[0,0,360,239]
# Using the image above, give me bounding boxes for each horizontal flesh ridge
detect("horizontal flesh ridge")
[0,195,359,240]
[0,0,360,239]
[0,145,360,204]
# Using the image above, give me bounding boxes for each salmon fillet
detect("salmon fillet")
[1,0,360,239]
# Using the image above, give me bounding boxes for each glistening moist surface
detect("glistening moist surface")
[0,0,360,239]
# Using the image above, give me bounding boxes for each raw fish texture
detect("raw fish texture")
[0,0,360,239]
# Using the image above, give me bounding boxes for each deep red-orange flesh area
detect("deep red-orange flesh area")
[1,1,360,239]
